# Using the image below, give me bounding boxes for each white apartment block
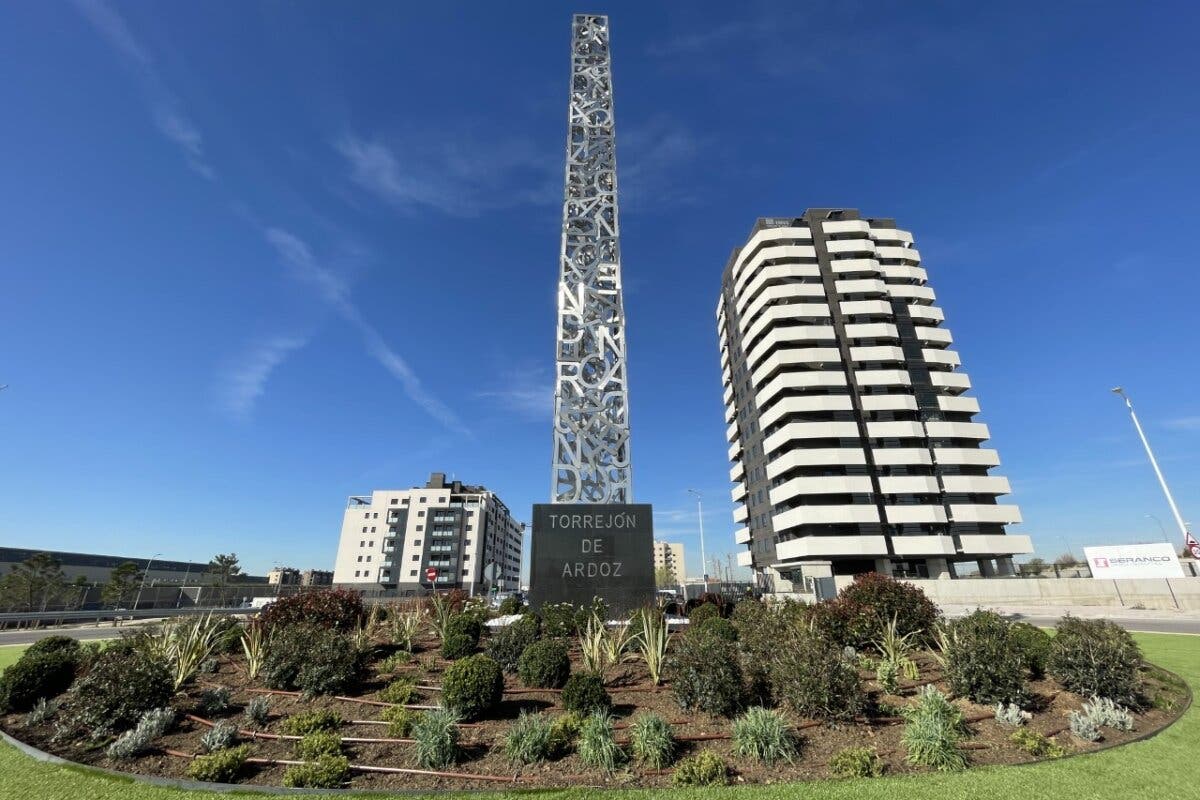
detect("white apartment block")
[652,540,686,584]
[333,473,523,596]
[718,210,1032,590]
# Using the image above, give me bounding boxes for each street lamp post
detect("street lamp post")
[1112,388,1191,543]
[687,489,708,595]
[132,553,162,611]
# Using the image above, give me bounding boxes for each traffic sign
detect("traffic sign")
[425,567,439,583]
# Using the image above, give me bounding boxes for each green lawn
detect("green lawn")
[1,633,1195,799]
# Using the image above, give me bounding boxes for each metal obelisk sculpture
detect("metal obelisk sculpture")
[532,14,653,615]
[551,13,632,505]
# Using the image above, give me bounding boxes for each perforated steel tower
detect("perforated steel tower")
[551,14,632,504]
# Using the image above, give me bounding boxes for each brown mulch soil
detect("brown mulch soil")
[1,637,1188,791]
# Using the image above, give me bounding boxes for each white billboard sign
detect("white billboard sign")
[1084,543,1185,579]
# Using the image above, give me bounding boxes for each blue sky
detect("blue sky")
[2,1,1199,579]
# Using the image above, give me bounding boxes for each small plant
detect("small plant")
[106,707,175,759]
[239,619,268,681]
[381,705,422,737]
[187,743,250,783]
[504,710,555,764]
[379,677,416,705]
[1048,616,1142,705]
[518,639,571,689]
[672,750,728,786]
[578,613,608,674]
[628,712,675,769]
[296,730,342,761]
[874,614,920,682]
[441,654,503,720]
[200,720,239,753]
[829,745,884,778]
[1082,696,1134,732]
[876,659,900,694]
[487,614,539,672]
[389,608,425,652]
[562,672,612,715]
[1068,710,1101,742]
[22,697,60,727]
[243,695,270,728]
[1010,728,1066,757]
[901,685,967,771]
[669,625,743,717]
[548,712,583,756]
[412,706,460,769]
[283,756,350,788]
[379,651,413,673]
[994,702,1029,727]
[428,592,455,642]
[199,686,231,717]
[634,608,670,686]
[732,706,798,765]
[577,710,624,772]
[280,709,342,736]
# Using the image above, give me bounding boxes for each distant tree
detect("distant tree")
[102,561,142,607]
[0,553,69,611]
[207,553,242,605]
[654,566,676,588]
[1020,557,1047,576]
[1053,553,1078,567]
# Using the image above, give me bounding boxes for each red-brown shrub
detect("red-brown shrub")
[807,573,940,651]
[259,589,365,633]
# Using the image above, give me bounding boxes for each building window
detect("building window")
[463,555,470,561]
[366,556,372,562]
[412,555,419,561]
[361,527,367,533]
[418,510,425,517]
[370,527,376,533]
[416,525,423,531]
[359,540,365,547]
[364,512,370,519]
[419,497,427,503]
[412,540,422,547]
[410,570,417,576]
[369,540,374,547]
[373,513,378,519]
[391,499,398,505]
[354,570,360,577]
[357,556,363,562]
[465,524,473,531]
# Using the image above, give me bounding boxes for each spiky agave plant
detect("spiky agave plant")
[428,593,454,643]
[240,618,268,680]
[391,607,425,652]
[602,617,639,670]
[635,607,670,686]
[578,613,608,675]
[169,613,223,690]
[874,614,920,681]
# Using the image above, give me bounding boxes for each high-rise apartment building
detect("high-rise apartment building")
[718,210,1031,590]
[652,540,686,584]
[333,473,523,596]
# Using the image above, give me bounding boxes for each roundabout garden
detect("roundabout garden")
[0,576,1189,792]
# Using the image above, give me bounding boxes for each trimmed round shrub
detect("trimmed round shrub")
[262,624,360,696]
[258,589,365,633]
[1011,622,1052,678]
[810,573,940,650]
[518,639,571,689]
[497,596,523,616]
[24,636,82,660]
[669,626,742,717]
[561,672,611,715]
[283,755,350,788]
[0,650,79,712]
[296,730,342,761]
[943,610,1028,705]
[65,647,172,734]
[694,616,737,642]
[688,603,719,627]
[486,614,538,672]
[1048,616,1142,704]
[280,709,342,736]
[187,744,250,783]
[441,654,503,720]
[441,613,483,660]
[538,602,578,638]
[830,745,884,778]
[769,625,863,720]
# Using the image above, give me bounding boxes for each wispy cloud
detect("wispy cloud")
[74,0,215,179]
[335,132,558,217]
[1164,416,1200,432]
[619,116,705,211]
[477,363,554,421]
[263,228,467,434]
[646,18,776,58]
[217,335,309,421]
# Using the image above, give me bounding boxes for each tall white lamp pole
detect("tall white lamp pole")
[687,488,708,594]
[132,552,162,611]
[1112,388,1191,541]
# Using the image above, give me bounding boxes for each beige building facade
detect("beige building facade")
[652,540,686,584]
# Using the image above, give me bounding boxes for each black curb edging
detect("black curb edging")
[0,665,1192,796]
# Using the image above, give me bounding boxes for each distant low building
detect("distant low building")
[0,547,267,586]
[652,541,686,584]
[267,567,300,586]
[301,569,333,586]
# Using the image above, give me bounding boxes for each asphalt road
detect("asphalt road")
[1000,613,1200,636]
[0,624,138,647]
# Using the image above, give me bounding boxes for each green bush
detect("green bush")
[64,647,172,734]
[0,650,79,712]
[1010,622,1052,678]
[943,610,1028,705]
[561,672,611,715]
[1010,728,1066,758]
[262,624,360,696]
[1049,616,1142,705]
[669,627,742,717]
[378,651,412,672]
[577,710,624,772]
[441,654,503,720]
[258,588,365,633]
[187,744,250,783]
[198,686,231,717]
[24,636,82,660]
[628,712,675,769]
[243,696,270,728]
[538,602,578,638]
[518,639,571,689]
[412,706,460,768]
[486,614,538,672]
[379,677,416,705]
[497,596,523,616]
[672,750,728,786]
[694,616,737,642]
[441,613,483,660]
[548,712,583,756]
[829,745,884,778]
[504,710,555,764]
[381,706,421,737]
[734,600,799,705]
[200,720,238,753]
[280,709,343,736]
[688,603,719,626]
[732,706,798,765]
[769,625,863,720]
[296,730,342,761]
[902,685,967,771]
[283,755,350,788]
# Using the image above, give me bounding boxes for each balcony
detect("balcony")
[728,438,743,461]
[830,258,881,275]
[884,505,948,524]
[726,420,739,443]
[730,460,745,481]
[859,393,918,412]
[843,322,899,340]
[907,305,945,323]
[737,550,754,567]
[916,326,953,346]
[773,504,881,531]
[767,448,868,477]
[757,370,847,407]
[840,299,892,317]
[745,325,837,370]
[734,527,752,545]
[751,347,842,387]
[764,421,861,454]
[731,482,747,502]
[849,345,905,363]
[879,264,927,282]
[775,534,889,560]
[957,534,1033,555]
[822,219,871,235]
[925,421,990,440]
[891,535,957,556]
[855,369,912,387]
[871,447,933,466]
[770,475,874,504]
[887,285,936,303]
[949,504,1023,524]
[732,242,816,295]
[941,475,1011,495]
[826,237,876,255]
[930,371,971,393]
[877,475,940,494]
[759,394,854,429]
[921,349,960,368]
[741,283,826,325]
[933,447,1000,466]
[733,505,748,523]
[937,395,979,414]
[876,245,921,263]
[866,420,925,439]
[835,278,887,296]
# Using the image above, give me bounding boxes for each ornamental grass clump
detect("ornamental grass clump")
[504,710,555,764]
[628,712,675,768]
[389,608,425,652]
[633,607,670,686]
[412,707,461,769]
[901,685,968,772]
[732,706,798,765]
[239,619,268,681]
[577,710,624,772]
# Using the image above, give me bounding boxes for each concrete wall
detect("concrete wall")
[902,576,1200,611]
